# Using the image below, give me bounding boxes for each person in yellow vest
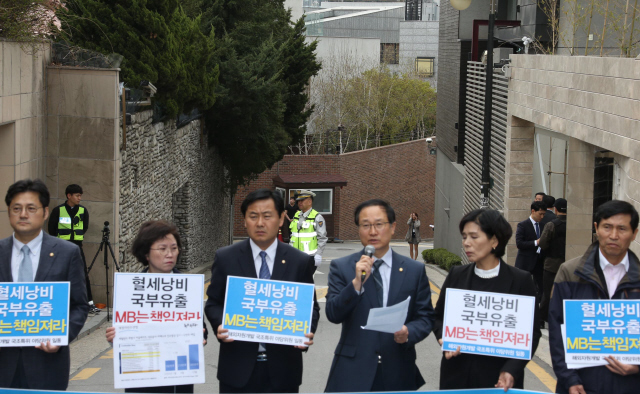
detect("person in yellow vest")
[289,190,327,273]
[48,184,99,313]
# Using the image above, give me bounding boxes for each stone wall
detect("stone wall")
[119,110,230,272]
[507,54,640,257]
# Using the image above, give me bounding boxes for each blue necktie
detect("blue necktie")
[259,251,270,279]
[535,222,540,238]
[258,251,270,352]
[373,260,384,307]
[18,245,33,282]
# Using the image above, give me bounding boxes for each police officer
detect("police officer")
[289,190,327,273]
[48,184,99,313]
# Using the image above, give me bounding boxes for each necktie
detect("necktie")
[373,259,384,307]
[535,222,540,238]
[259,251,270,279]
[258,251,270,352]
[18,245,33,282]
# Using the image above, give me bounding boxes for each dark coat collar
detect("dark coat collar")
[573,242,640,294]
[355,247,407,307]
[456,260,516,294]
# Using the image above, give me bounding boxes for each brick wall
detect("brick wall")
[233,156,341,237]
[339,140,436,240]
[232,140,436,242]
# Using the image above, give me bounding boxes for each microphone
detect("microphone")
[361,245,376,283]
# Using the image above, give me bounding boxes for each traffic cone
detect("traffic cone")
[278,229,283,242]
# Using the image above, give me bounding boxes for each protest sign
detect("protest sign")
[441,288,536,360]
[112,273,205,388]
[113,322,204,389]
[0,387,549,394]
[222,276,314,346]
[564,299,640,365]
[0,282,70,346]
[113,273,204,324]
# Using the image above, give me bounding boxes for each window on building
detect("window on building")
[288,189,333,214]
[380,44,400,64]
[415,57,435,77]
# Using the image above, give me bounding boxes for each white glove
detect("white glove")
[314,254,322,266]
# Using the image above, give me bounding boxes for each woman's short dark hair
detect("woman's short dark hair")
[413,212,419,219]
[459,209,512,258]
[131,220,182,265]
[595,200,639,232]
[241,189,284,217]
[5,179,50,208]
[354,199,396,225]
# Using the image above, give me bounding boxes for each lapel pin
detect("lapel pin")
[50,253,54,257]
[399,268,403,272]
[282,260,286,264]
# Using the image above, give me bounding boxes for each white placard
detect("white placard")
[441,288,535,360]
[113,322,205,388]
[113,273,204,324]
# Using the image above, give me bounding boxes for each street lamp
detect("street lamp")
[450,0,496,209]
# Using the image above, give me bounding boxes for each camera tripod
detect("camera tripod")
[87,221,120,321]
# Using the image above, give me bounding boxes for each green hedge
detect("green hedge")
[422,248,462,271]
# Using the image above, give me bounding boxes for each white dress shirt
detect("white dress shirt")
[529,216,541,253]
[374,248,394,307]
[599,248,629,299]
[11,230,44,282]
[249,238,278,352]
[249,238,277,278]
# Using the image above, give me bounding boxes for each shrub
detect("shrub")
[423,248,462,271]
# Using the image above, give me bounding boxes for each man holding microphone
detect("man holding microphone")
[324,199,435,392]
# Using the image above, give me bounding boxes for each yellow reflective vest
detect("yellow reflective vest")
[289,209,318,255]
[58,206,85,241]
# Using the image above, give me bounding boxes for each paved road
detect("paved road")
[68,241,556,393]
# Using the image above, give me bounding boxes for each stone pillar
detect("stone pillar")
[46,67,120,304]
[504,116,535,265]
[565,137,595,261]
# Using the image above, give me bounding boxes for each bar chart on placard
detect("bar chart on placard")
[165,345,199,371]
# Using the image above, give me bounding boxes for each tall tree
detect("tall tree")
[199,0,320,191]
[57,0,218,117]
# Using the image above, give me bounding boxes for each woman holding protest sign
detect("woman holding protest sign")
[433,209,541,391]
[105,220,207,393]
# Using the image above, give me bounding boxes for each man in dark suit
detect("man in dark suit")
[515,201,547,308]
[325,199,435,392]
[0,179,89,390]
[540,194,557,230]
[205,189,320,393]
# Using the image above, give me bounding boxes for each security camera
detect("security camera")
[426,137,433,143]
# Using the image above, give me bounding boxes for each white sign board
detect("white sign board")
[441,288,535,360]
[112,273,205,388]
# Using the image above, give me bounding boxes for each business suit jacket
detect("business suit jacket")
[0,233,89,390]
[515,218,541,273]
[205,239,320,391]
[539,209,556,232]
[324,249,436,392]
[433,261,541,389]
